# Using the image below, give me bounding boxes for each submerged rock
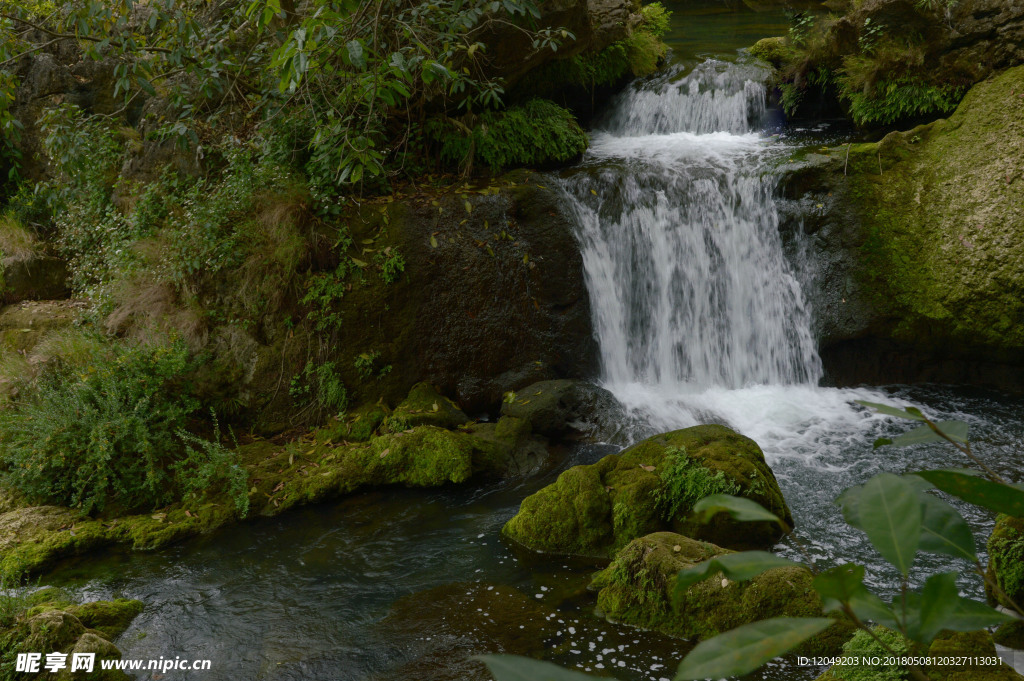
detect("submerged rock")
[590,532,849,655]
[502,424,792,559]
[987,514,1024,610]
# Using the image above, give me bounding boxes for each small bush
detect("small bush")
[433,99,588,172]
[173,412,248,517]
[0,337,246,515]
[656,447,740,520]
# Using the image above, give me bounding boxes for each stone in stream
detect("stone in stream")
[816,627,1024,681]
[499,379,624,441]
[0,595,143,680]
[987,514,1024,610]
[502,424,793,559]
[589,532,851,656]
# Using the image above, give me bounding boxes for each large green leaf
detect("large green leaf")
[474,655,605,681]
[674,551,804,599]
[915,470,1024,517]
[876,421,969,449]
[811,564,899,629]
[941,596,1017,632]
[835,485,865,531]
[674,617,833,680]
[908,572,960,643]
[918,492,976,561]
[691,494,783,525]
[858,473,922,576]
[856,400,925,421]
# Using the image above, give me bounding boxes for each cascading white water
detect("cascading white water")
[561,60,820,401]
[556,59,899,453]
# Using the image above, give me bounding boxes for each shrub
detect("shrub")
[0,337,245,515]
[173,412,249,517]
[432,99,588,172]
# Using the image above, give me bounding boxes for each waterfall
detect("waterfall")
[560,59,821,398]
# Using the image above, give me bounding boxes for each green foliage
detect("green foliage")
[0,338,208,514]
[639,2,671,38]
[676,617,834,680]
[841,77,964,126]
[289,360,348,416]
[374,246,406,284]
[431,99,588,173]
[655,447,740,520]
[301,260,355,333]
[354,351,391,380]
[173,412,249,516]
[788,11,816,47]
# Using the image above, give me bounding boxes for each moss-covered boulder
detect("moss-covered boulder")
[499,379,622,440]
[383,382,469,432]
[502,424,792,559]
[590,532,849,654]
[816,627,1024,681]
[780,65,1024,389]
[994,620,1024,650]
[0,596,142,681]
[987,514,1024,610]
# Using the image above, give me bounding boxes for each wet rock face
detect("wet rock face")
[502,424,792,559]
[500,379,624,440]
[331,172,598,414]
[778,65,1024,390]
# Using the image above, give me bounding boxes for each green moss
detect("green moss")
[987,515,1024,610]
[749,36,788,68]
[816,627,909,681]
[502,424,792,559]
[993,620,1024,650]
[591,532,848,654]
[65,599,144,640]
[382,382,468,432]
[835,65,1024,355]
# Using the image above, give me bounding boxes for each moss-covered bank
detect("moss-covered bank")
[987,514,1024,611]
[502,424,792,559]
[0,384,550,576]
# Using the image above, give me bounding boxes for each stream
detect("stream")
[47,2,1024,680]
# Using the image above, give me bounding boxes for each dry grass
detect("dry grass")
[0,214,39,260]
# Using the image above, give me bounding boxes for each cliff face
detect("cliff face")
[780,65,1024,387]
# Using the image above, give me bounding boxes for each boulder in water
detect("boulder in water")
[502,424,793,559]
[590,532,850,654]
[987,514,1024,610]
[499,379,623,440]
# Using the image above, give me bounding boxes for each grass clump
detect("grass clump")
[0,336,247,515]
[655,447,741,520]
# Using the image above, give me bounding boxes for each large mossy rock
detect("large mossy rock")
[0,597,142,681]
[816,627,1024,681]
[987,514,1024,610]
[780,65,1024,389]
[590,532,850,654]
[502,424,793,559]
[383,382,469,432]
